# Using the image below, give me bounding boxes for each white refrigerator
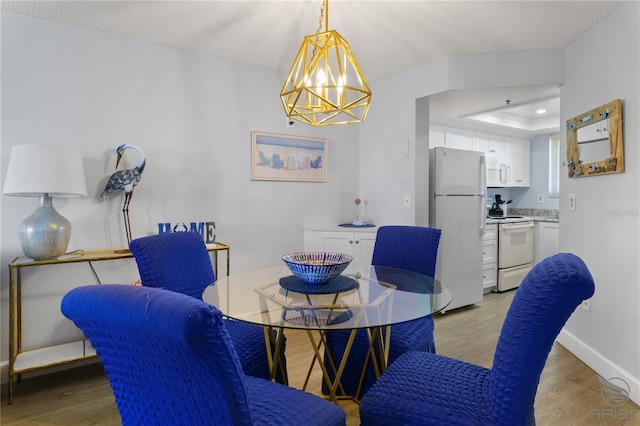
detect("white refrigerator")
[429,147,486,311]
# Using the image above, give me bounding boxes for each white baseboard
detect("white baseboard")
[557,329,640,406]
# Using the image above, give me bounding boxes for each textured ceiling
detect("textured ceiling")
[1,0,623,134]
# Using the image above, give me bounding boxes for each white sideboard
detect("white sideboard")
[304,225,378,268]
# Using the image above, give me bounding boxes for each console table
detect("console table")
[7,243,230,404]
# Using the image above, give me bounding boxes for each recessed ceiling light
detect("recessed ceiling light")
[458,96,559,134]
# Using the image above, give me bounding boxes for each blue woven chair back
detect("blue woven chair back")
[323,225,442,397]
[61,284,254,425]
[372,225,441,278]
[130,232,214,299]
[490,252,595,423]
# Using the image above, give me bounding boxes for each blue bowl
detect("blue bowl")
[282,252,353,285]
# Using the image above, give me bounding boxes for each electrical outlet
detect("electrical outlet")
[403,194,411,208]
[537,194,544,203]
[581,299,590,311]
[569,193,576,211]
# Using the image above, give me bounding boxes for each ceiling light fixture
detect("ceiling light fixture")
[460,97,560,133]
[280,0,371,126]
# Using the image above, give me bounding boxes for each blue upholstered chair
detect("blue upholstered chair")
[129,232,285,382]
[61,285,346,426]
[359,252,595,426]
[324,225,442,397]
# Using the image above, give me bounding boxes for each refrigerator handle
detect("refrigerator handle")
[480,155,487,235]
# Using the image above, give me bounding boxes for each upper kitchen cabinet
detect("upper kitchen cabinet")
[504,139,531,187]
[475,133,506,162]
[430,125,531,188]
[475,133,531,188]
[444,129,475,151]
[429,126,474,151]
[577,117,609,145]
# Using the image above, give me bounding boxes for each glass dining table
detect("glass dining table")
[202,264,452,403]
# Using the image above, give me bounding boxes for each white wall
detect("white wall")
[361,3,639,406]
[0,12,359,365]
[360,49,565,225]
[556,1,640,405]
[516,133,560,209]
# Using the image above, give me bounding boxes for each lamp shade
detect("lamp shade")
[3,144,88,197]
[3,144,88,260]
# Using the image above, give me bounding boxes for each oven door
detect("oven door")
[498,221,534,268]
[498,263,532,292]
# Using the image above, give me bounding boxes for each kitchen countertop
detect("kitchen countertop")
[486,216,559,224]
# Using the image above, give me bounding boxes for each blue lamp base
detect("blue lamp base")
[18,194,71,260]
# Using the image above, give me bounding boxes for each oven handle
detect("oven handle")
[499,221,535,230]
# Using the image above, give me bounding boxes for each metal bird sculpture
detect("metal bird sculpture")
[101,144,146,244]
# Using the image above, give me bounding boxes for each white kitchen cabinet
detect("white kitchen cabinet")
[483,263,498,292]
[577,118,609,142]
[429,127,446,148]
[483,224,498,291]
[576,118,611,164]
[474,134,489,154]
[475,133,506,162]
[430,125,530,188]
[535,222,559,265]
[429,125,474,150]
[304,226,377,267]
[444,129,475,151]
[504,138,531,187]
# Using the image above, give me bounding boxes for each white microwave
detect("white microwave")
[486,157,508,187]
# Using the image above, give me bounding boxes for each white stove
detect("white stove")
[488,217,535,291]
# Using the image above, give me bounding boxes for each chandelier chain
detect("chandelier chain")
[316,0,327,34]
[311,0,327,59]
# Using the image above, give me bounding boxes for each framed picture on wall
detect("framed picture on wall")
[251,131,328,182]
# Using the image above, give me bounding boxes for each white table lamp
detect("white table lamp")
[3,145,88,260]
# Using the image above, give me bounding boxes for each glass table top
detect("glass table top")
[202,265,452,331]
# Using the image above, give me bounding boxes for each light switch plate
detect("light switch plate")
[569,193,576,211]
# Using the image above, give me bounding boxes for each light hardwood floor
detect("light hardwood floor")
[2,290,638,425]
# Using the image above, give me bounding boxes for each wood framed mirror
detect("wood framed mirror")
[566,99,623,177]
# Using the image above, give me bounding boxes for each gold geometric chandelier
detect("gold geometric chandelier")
[280,0,371,126]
